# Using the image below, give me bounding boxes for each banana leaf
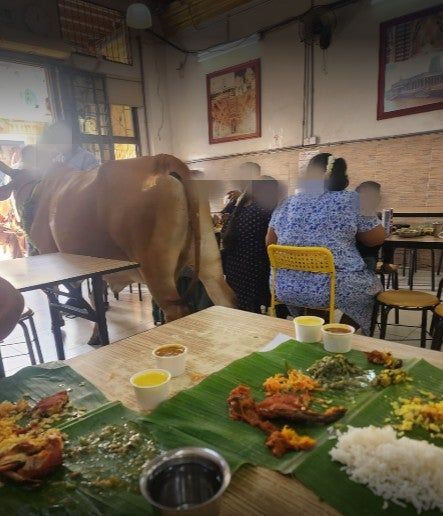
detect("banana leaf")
[0,362,107,416]
[295,359,443,516]
[144,340,443,516]
[1,401,157,516]
[0,364,158,515]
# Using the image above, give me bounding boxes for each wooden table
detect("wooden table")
[385,234,443,290]
[68,306,443,516]
[0,253,139,362]
[393,207,443,218]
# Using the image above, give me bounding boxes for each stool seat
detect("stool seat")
[377,290,439,309]
[20,307,34,319]
[434,303,443,318]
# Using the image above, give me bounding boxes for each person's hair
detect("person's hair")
[356,181,381,192]
[308,153,349,191]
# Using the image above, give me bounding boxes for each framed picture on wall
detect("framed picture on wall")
[377,4,443,120]
[207,59,261,144]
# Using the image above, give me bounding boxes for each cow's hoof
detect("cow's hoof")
[87,335,101,347]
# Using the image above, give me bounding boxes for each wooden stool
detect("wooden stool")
[0,308,43,378]
[377,290,439,348]
[431,304,443,351]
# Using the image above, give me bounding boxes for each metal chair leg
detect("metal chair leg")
[138,283,143,302]
[379,305,391,340]
[409,250,417,290]
[431,250,436,292]
[431,318,443,351]
[370,301,379,337]
[420,309,428,349]
[437,251,442,276]
[402,248,407,277]
[18,320,36,365]
[393,271,399,324]
[0,347,5,378]
[28,315,43,363]
[129,284,133,293]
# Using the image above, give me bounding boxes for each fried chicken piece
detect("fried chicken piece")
[255,392,312,417]
[258,401,347,425]
[0,430,63,483]
[30,391,69,418]
[227,385,276,435]
[365,350,402,369]
[266,426,316,457]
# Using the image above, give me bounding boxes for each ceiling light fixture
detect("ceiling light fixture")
[126,2,152,29]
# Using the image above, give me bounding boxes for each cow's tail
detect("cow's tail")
[167,163,201,303]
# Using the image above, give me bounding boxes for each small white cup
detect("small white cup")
[293,316,325,343]
[321,324,355,353]
[153,344,188,378]
[130,368,171,410]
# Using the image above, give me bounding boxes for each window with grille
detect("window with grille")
[111,105,140,160]
[58,0,132,65]
[56,69,140,163]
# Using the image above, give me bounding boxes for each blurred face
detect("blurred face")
[251,181,278,210]
[299,162,326,194]
[359,186,381,215]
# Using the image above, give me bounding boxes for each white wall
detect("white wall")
[160,0,443,162]
[314,0,443,143]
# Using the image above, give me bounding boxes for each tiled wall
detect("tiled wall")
[189,131,443,213]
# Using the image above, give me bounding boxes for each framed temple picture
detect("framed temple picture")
[377,4,443,120]
[207,59,261,144]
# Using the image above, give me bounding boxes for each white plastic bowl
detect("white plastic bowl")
[293,316,325,343]
[321,324,355,353]
[130,368,171,410]
[153,344,188,377]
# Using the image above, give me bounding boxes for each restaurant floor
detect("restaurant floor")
[1,269,440,376]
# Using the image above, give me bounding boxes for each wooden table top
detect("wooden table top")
[385,234,443,249]
[67,306,443,516]
[0,253,139,292]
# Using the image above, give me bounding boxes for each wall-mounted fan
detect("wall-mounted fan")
[299,5,337,49]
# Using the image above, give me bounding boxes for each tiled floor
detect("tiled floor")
[1,284,156,376]
[1,267,441,377]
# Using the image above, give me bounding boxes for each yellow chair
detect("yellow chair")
[267,245,336,323]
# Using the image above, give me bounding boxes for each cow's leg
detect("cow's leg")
[129,175,191,322]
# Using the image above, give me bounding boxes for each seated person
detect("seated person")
[0,145,43,212]
[0,145,45,254]
[266,153,385,334]
[0,276,24,341]
[355,181,383,271]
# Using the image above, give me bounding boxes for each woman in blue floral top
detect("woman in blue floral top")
[266,153,385,334]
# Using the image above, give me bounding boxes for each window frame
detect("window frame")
[111,105,141,159]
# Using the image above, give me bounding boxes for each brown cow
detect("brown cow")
[28,154,235,326]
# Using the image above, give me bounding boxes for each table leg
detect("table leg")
[49,303,65,360]
[91,275,110,345]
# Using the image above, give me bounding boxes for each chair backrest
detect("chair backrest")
[267,245,336,322]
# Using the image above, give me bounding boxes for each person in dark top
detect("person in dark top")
[355,181,383,271]
[222,176,280,313]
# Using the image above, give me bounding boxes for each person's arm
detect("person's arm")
[357,225,386,247]
[0,277,24,340]
[0,183,13,201]
[0,161,15,177]
[266,228,278,246]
